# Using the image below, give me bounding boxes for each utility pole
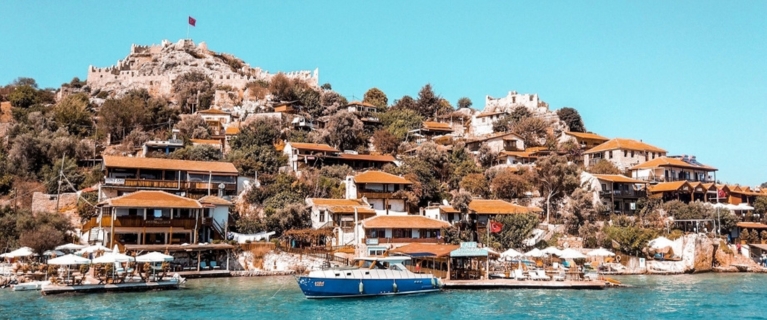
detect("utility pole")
[55,154,66,213]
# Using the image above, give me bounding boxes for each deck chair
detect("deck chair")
[553,271,565,281]
[210,261,221,269]
[536,270,551,281]
[200,261,210,270]
[514,269,526,280]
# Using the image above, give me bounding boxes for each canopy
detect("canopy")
[136,251,174,263]
[648,236,675,249]
[48,254,91,265]
[541,246,563,256]
[56,243,86,251]
[559,248,586,259]
[524,248,544,258]
[586,248,615,257]
[500,248,524,259]
[724,204,740,211]
[1,247,35,258]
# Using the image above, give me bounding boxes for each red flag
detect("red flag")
[717,188,726,199]
[489,220,503,233]
[188,16,196,27]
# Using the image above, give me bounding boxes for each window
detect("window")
[601,184,607,191]
[609,151,613,159]
[319,210,325,223]
[129,208,138,216]
[624,150,628,157]
[631,151,635,158]
[392,229,412,238]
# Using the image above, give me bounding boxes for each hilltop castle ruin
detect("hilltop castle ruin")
[86,39,318,98]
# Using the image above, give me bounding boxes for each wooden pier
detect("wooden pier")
[443,279,606,290]
[41,280,181,295]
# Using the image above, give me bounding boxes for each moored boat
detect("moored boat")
[296,256,442,299]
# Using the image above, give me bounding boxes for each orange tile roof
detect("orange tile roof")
[736,222,767,230]
[391,243,460,258]
[354,171,411,184]
[648,181,690,193]
[465,132,520,143]
[630,157,717,171]
[225,125,241,135]
[592,174,645,184]
[274,105,294,113]
[102,155,238,174]
[468,199,542,214]
[565,131,609,141]
[308,198,376,214]
[422,121,453,132]
[197,108,230,115]
[100,191,202,208]
[500,147,548,159]
[198,195,233,206]
[363,215,450,229]
[332,154,396,162]
[584,138,666,154]
[288,142,339,153]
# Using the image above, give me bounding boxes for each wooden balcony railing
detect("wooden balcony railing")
[363,237,444,244]
[104,178,236,191]
[358,191,406,200]
[82,217,200,231]
[599,190,647,198]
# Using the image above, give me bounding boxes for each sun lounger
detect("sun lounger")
[553,271,565,281]
[210,261,220,269]
[200,261,210,270]
[514,269,526,280]
[536,270,551,281]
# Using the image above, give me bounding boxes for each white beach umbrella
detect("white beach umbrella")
[724,204,740,211]
[136,252,174,263]
[56,243,85,251]
[76,244,113,255]
[43,250,66,257]
[4,247,35,258]
[524,248,544,258]
[47,254,91,265]
[559,248,587,259]
[586,248,615,257]
[541,246,563,256]
[500,248,524,260]
[736,203,755,211]
[648,236,675,249]
[92,252,135,264]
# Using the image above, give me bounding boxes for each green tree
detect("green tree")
[390,95,416,111]
[512,117,549,147]
[604,225,658,256]
[173,71,215,112]
[171,145,222,161]
[587,159,622,175]
[535,155,581,224]
[53,93,94,137]
[371,129,399,155]
[229,118,281,150]
[754,197,767,216]
[457,97,472,109]
[9,85,38,108]
[557,107,586,132]
[460,173,488,198]
[415,84,441,119]
[490,213,540,249]
[325,111,365,151]
[491,168,533,201]
[41,157,84,194]
[379,108,423,140]
[363,87,388,109]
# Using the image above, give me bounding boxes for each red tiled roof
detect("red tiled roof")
[737,222,767,230]
[354,171,411,184]
[592,174,645,184]
[439,205,460,213]
[102,155,238,174]
[331,154,396,162]
[190,139,221,146]
[630,157,717,171]
[422,121,453,132]
[648,181,690,193]
[585,138,666,154]
[565,131,609,141]
[347,101,377,108]
[363,215,449,229]
[288,142,339,153]
[198,196,233,206]
[475,111,506,118]
[100,191,202,208]
[391,243,460,258]
[198,108,230,115]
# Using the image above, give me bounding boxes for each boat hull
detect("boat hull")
[296,276,440,298]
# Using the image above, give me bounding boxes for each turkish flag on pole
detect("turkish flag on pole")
[489,220,503,233]
[188,16,196,27]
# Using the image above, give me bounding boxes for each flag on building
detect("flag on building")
[717,188,726,199]
[489,220,503,233]
[188,16,196,27]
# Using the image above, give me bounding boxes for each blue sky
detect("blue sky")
[1,1,765,186]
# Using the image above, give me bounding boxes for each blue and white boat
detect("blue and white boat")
[296,256,442,298]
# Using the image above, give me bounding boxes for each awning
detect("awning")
[450,247,489,257]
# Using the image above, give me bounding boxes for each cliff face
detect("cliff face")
[646,234,714,273]
[84,39,318,99]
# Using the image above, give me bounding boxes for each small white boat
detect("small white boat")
[13,280,51,291]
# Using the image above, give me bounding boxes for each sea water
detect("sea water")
[1,273,764,319]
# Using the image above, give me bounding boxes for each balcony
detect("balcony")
[104,178,236,192]
[599,190,647,198]
[358,190,406,199]
[363,237,444,244]
[83,216,200,231]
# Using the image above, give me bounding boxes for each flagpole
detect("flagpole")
[187,23,189,40]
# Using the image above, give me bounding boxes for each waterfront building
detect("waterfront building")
[283,142,396,173]
[629,155,717,183]
[345,171,413,215]
[305,198,376,247]
[362,215,449,254]
[581,172,647,215]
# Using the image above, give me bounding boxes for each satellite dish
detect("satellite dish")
[218,183,225,189]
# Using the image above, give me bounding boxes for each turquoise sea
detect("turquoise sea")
[1,273,764,319]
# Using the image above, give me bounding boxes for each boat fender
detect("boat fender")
[436,278,442,288]
[392,280,398,293]
[359,280,364,294]
[431,277,436,288]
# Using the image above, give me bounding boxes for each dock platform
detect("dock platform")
[443,279,606,290]
[41,280,181,295]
